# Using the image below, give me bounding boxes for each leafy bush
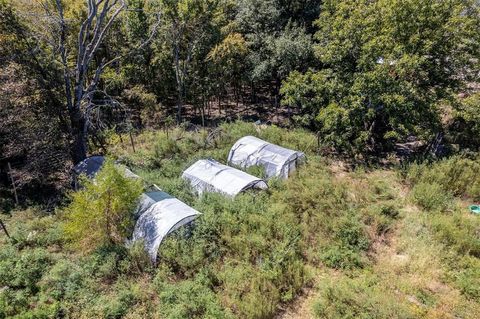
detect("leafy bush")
[155,273,230,319]
[319,215,370,270]
[453,256,480,300]
[430,213,480,258]
[0,246,56,318]
[313,275,415,319]
[406,156,480,200]
[334,216,370,251]
[320,246,365,270]
[406,157,480,303]
[63,159,143,252]
[410,182,453,211]
[450,93,480,150]
[0,247,52,293]
[39,259,87,301]
[3,122,478,317]
[97,283,140,319]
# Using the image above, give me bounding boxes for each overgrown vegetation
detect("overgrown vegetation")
[63,159,143,252]
[1,0,479,317]
[2,122,478,318]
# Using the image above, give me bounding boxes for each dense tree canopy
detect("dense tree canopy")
[282,0,480,154]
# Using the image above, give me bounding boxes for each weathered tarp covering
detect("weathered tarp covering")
[182,159,268,197]
[132,191,201,262]
[117,165,141,180]
[227,136,306,179]
[72,156,140,189]
[72,156,105,178]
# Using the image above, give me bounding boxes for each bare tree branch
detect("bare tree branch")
[46,0,161,163]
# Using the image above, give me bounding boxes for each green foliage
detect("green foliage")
[320,246,365,270]
[0,247,52,293]
[430,213,480,258]
[313,274,415,319]
[1,122,479,317]
[453,256,480,300]
[451,93,480,150]
[63,159,143,252]
[0,246,57,318]
[334,216,370,251]
[155,272,230,319]
[282,0,480,154]
[39,259,88,301]
[320,216,370,269]
[410,181,453,211]
[406,156,480,200]
[405,156,480,303]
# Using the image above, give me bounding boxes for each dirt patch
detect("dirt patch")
[274,288,316,319]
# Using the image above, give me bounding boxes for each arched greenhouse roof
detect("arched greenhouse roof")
[132,191,201,262]
[227,136,306,179]
[182,159,268,197]
[72,155,105,178]
[72,156,140,189]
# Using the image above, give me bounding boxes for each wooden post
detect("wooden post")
[129,131,136,153]
[7,162,18,205]
[0,219,10,239]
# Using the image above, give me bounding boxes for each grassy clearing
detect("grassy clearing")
[1,122,479,318]
[311,157,480,319]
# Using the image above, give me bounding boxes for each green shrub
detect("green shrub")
[39,259,87,301]
[313,275,415,319]
[0,246,55,318]
[83,245,134,282]
[430,213,480,258]
[320,246,365,270]
[63,159,143,253]
[0,247,52,293]
[98,283,139,319]
[451,93,480,150]
[334,216,370,251]
[406,156,480,200]
[245,165,267,179]
[453,256,480,300]
[410,182,453,211]
[155,273,230,319]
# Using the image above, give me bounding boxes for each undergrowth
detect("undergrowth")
[1,122,479,318]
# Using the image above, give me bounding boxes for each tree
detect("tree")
[0,1,69,199]
[450,93,480,150]
[157,0,220,123]
[235,0,315,106]
[63,159,143,252]
[282,0,480,154]
[207,32,248,111]
[47,0,159,164]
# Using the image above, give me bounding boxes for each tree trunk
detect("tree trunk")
[69,109,87,164]
[174,39,183,124]
[177,88,183,123]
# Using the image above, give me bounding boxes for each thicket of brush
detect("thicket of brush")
[1,122,479,318]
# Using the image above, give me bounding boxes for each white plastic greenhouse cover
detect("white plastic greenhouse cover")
[132,191,201,262]
[227,136,306,179]
[182,159,268,197]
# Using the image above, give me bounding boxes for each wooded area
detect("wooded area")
[1,0,479,204]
